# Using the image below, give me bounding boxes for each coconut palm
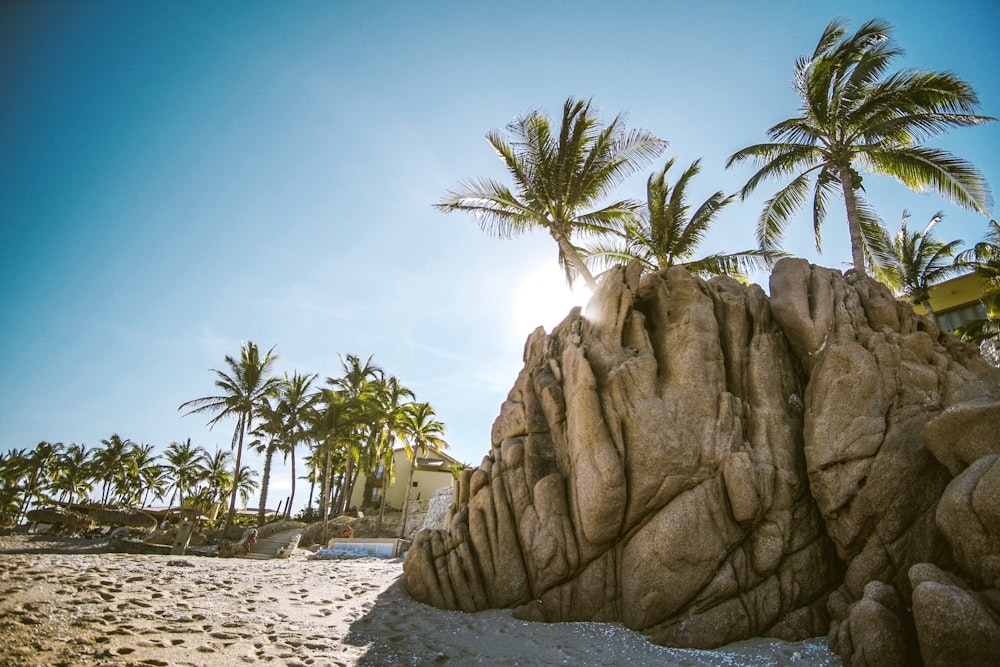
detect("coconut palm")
[179,341,282,535]
[867,211,964,325]
[435,97,666,290]
[233,465,259,510]
[17,441,60,520]
[370,374,415,532]
[726,17,994,273]
[328,354,383,514]
[583,158,782,280]
[93,434,131,506]
[120,442,160,507]
[250,398,284,527]
[310,388,361,542]
[164,438,208,515]
[398,402,448,538]
[276,371,318,519]
[49,443,93,510]
[199,447,234,510]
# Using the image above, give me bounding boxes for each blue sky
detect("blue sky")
[2,0,997,512]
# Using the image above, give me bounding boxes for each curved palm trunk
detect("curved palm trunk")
[920,298,940,326]
[838,166,868,274]
[399,462,417,539]
[320,440,333,544]
[257,444,275,527]
[223,414,247,537]
[286,446,296,520]
[552,231,599,291]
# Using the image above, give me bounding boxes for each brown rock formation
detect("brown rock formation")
[402,258,1000,664]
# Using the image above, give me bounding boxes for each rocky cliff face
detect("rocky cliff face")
[403,259,1000,666]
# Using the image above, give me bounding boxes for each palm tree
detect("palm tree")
[179,341,282,535]
[435,97,666,290]
[370,374,415,532]
[251,397,284,527]
[398,402,448,538]
[726,17,994,273]
[18,441,59,520]
[310,388,360,543]
[583,158,782,280]
[49,443,92,510]
[867,211,964,325]
[93,434,131,506]
[199,447,234,511]
[120,442,160,507]
[164,439,208,515]
[277,371,318,519]
[233,465,259,510]
[328,354,383,515]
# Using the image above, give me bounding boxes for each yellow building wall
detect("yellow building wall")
[348,449,455,511]
[914,273,988,316]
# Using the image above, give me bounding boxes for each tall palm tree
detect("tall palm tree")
[199,447,234,512]
[233,465,259,510]
[179,341,282,535]
[93,434,131,506]
[120,442,160,507]
[583,158,782,280]
[277,371,318,519]
[867,211,964,325]
[164,438,208,515]
[310,388,360,543]
[370,374,415,532]
[250,398,284,527]
[49,443,92,510]
[726,17,993,273]
[18,441,59,520]
[328,354,383,515]
[435,97,666,290]
[398,402,448,538]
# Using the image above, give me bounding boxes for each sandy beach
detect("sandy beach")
[0,534,840,666]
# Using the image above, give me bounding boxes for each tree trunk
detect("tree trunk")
[399,460,416,539]
[223,413,246,537]
[552,231,599,291]
[920,298,940,327]
[286,444,296,520]
[838,165,868,274]
[257,444,275,527]
[320,440,333,544]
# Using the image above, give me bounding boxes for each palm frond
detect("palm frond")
[865,146,993,214]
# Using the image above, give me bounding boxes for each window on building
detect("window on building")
[936,302,988,333]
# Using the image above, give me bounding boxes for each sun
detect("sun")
[512,262,586,338]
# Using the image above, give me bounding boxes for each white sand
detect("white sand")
[0,535,841,666]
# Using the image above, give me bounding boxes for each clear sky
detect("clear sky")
[2,0,998,513]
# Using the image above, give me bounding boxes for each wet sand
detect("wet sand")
[0,535,841,666]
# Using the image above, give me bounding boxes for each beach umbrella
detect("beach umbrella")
[26,507,94,529]
[88,507,157,529]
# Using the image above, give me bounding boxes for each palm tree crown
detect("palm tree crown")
[727,17,994,274]
[435,97,666,290]
[867,211,964,324]
[582,158,782,280]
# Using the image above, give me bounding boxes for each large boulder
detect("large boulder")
[403,259,1000,663]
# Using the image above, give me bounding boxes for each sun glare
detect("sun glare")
[512,263,586,337]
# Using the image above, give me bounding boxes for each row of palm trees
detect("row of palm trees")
[437,18,994,302]
[0,435,250,529]
[180,343,449,541]
[2,346,451,543]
